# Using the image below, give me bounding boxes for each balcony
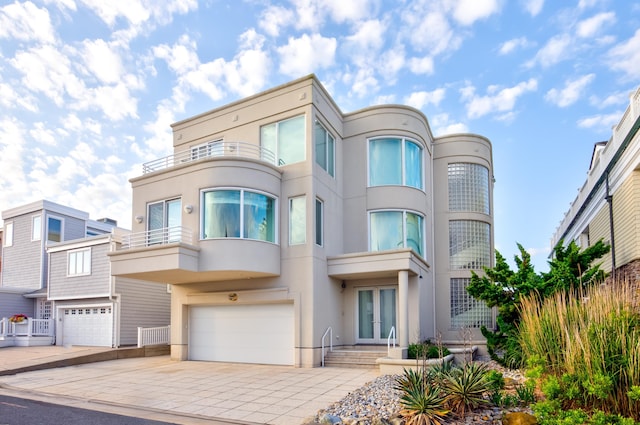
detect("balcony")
[109,227,200,284]
[142,141,276,174]
[109,226,281,284]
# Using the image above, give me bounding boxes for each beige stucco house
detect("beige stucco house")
[109,74,495,367]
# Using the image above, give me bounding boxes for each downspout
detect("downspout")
[605,173,616,278]
[108,233,120,348]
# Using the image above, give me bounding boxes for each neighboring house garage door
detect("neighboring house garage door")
[61,306,113,347]
[189,304,294,365]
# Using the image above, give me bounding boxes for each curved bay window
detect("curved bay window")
[369,137,423,190]
[202,189,276,243]
[369,210,424,256]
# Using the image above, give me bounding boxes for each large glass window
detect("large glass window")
[68,248,91,276]
[4,222,13,247]
[369,138,423,190]
[289,196,306,245]
[47,217,62,243]
[202,189,276,243]
[449,220,491,269]
[32,215,42,241]
[314,121,335,177]
[448,163,490,214]
[148,198,182,244]
[450,278,494,329]
[261,115,305,166]
[370,210,424,256]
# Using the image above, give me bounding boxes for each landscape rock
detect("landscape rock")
[502,412,538,425]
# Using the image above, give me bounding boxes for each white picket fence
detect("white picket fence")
[137,325,170,348]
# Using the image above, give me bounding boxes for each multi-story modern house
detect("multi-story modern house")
[552,86,640,279]
[1,200,170,347]
[109,74,495,367]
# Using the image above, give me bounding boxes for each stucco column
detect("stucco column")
[398,270,409,348]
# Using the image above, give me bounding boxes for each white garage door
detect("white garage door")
[61,306,113,347]
[189,304,294,365]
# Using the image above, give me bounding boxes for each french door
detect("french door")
[356,287,397,344]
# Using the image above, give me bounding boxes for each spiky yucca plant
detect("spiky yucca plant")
[441,362,491,418]
[396,368,450,425]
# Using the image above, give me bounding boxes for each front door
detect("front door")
[356,287,397,344]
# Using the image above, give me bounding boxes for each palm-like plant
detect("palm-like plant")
[441,362,490,418]
[396,368,450,425]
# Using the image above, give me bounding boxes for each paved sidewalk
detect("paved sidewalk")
[0,347,379,424]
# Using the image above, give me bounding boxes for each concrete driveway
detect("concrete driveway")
[0,349,378,425]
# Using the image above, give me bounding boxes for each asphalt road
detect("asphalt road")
[0,394,178,425]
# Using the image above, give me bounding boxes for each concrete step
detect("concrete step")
[323,347,387,369]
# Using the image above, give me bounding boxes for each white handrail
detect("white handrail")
[142,141,277,173]
[387,326,396,356]
[137,325,170,348]
[321,327,332,367]
[121,226,193,249]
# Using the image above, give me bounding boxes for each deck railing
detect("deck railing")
[121,226,193,249]
[0,318,54,337]
[142,141,277,174]
[137,325,170,348]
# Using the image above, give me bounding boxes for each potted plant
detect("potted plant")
[9,313,28,323]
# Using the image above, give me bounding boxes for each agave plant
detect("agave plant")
[396,368,450,425]
[441,362,491,418]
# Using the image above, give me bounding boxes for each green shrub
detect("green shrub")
[407,341,451,359]
[486,369,505,391]
[515,380,537,404]
[441,362,491,418]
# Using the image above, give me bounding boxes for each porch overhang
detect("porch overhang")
[109,243,201,284]
[327,249,430,280]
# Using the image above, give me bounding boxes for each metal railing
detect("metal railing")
[321,327,333,367]
[142,141,277,174]
[121,226,193,249]
[137,325,170,348]
[387,326,396,356]
[0,318,54,337]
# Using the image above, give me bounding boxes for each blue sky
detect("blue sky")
[1,0,639,272]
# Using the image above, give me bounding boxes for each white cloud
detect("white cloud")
[344,68,379,98]
[522,0,544,16]
[259,5,295,37]
[576,12,616,38]
[277,33,336,77]
[577,112,623,129]
[78,0,149,27]
[0,118,27,203]
[526,34,572,68]
[324,0,373,23]
[607,29,640,80]
[10,45,84,107]
[430,113,469,136]
[498,37,531,55]
[152,35,199,73]
[74,83,139,120]
[344,19,386,55]
[589,91,629,108]
[404,88,446,110]
[82,39,125,84]
[461,78,538,119]
[401,6,462,56]
[453,0,501,26]
[408,56,435,75]
[0,82,38,112]
[545,74,595,107]
[290,0,322,31]
[30,122,58,147]
[0,1,56,44]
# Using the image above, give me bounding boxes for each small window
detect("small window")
[289,196,306,245]
[314,121,335,177]
[68,248,91,276]
[47,216,62,243]
[315,198,323,246]
[32,215,42,241]
[4,222,13,247]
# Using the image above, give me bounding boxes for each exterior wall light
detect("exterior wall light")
[135,215,144,224]
[184,204,193,214]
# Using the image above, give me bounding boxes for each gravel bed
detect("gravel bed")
[308,360,533,425]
